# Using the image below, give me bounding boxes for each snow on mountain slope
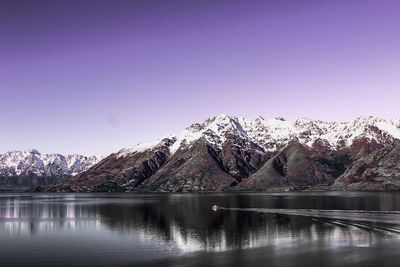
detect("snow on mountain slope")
[0,150,99,177]
[66,154,100,176]
[119,115,400,157]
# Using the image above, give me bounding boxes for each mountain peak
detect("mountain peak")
[207,114,236,124]
[274,117,286,121]
[28,149,41,155]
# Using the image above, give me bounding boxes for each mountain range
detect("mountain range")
[32,115,400,192]
[0,150,99,189]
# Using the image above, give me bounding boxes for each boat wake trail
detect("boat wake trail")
[218,207,400,225]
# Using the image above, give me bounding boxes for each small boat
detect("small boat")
[212,205,219,211]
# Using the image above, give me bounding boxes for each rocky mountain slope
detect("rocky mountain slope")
[45,115,400,192]
[0,150,99,188]
[332,140,400,191]
[239,139,351,190]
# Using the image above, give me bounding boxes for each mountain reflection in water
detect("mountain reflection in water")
[1,192,400,267]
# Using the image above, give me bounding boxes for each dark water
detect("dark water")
[1,192,400,267]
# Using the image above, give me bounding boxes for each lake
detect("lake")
[1,192,400,267]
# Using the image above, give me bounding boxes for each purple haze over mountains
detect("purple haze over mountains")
[1,0,400,155]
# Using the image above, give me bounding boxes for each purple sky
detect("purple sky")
[1,0,400,156]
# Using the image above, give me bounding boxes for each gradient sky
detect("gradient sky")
[1,0,400,156]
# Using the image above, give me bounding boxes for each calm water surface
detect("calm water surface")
[1,192,400,267]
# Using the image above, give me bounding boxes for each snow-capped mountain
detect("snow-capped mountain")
[0,149,99,180]
[119,115,400,157]
[46,115,400,193]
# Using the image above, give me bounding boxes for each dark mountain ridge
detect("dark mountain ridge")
[38,115,400,192]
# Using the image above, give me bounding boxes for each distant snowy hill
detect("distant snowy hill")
[46,115,400,193]
[0,150,99,188]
